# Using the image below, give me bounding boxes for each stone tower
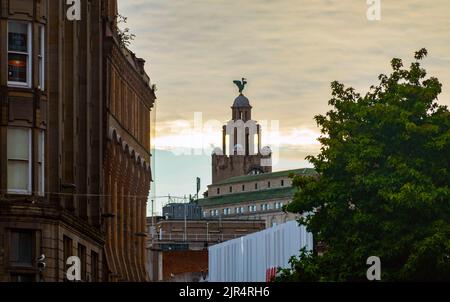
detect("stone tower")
[212,82,272,184]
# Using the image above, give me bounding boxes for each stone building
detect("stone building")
[199,83,317,228]
[0,0,155,282]
[199,169,317,228]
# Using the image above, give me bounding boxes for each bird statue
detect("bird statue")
[233,78,248,94]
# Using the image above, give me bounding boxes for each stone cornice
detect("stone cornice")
[0,202,105,244]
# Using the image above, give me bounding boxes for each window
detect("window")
[38,26,45,90]
[275,202,284,210]
[10,230,34,267]
[248,169,263,175]
[7,128,32,194]
[242,185,245,192]
[281,180,285,187]
[38,131,45,196]
[217,188,220,195]
[268,181,271,188]
[229,186,232,193]
[255,183,258,190]
[91,251,99,282]
[63,236,73,271]
[78,244,87,281]
[8,21,32,87]
[210,210,214,217]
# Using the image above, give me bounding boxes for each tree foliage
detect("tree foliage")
[115,14,136,48]
[277,49,450,281]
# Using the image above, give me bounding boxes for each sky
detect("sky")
[119,0,450,215]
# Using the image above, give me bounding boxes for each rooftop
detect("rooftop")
[198,186,297,207]
[211,168,317,186]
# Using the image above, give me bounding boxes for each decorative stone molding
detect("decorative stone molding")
[108,127,151,172]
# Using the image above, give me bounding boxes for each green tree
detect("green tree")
[278,49,450,282]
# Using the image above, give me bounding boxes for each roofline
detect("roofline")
[198,187,296,207]
[210,168,317,187]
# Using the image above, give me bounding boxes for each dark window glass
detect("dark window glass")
[91,251,99,282]
[78,244,87,281]
[8,53,27,83]
[281,180,285,187]
[8,23,28,52]
[63,236,73,267]
[10,230,33,267]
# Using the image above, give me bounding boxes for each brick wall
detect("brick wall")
[162,250,208,281]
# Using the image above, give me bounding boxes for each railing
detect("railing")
[153,233,249,243]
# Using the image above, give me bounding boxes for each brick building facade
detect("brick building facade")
[0,0,155,282]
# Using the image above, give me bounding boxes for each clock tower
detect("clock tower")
[212,80,272,184]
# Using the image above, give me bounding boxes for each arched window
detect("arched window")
[245,127,250,155]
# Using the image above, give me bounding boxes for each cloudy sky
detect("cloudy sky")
[119,0,450,214]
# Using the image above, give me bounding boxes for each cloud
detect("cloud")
[120,0,450,132]
[119,0,450,206]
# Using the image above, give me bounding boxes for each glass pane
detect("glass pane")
[8,128,29,160]
[39,131,45,162]
[38,58,43,87]
[8,22,28,52]
[8,53,27,83]
[10,231,33,266]
[39,27,43,56]
[8,161,29,191]
[38,163,43,194]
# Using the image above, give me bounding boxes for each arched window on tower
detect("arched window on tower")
[233,127,238,155]
[225,135,230,156]
[245,128,250,156]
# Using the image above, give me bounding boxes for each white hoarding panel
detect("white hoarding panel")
[208,220,313,282]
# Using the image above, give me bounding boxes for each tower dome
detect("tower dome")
[232,94,252,108]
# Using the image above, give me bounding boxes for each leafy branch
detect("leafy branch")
[114,14,136,48]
